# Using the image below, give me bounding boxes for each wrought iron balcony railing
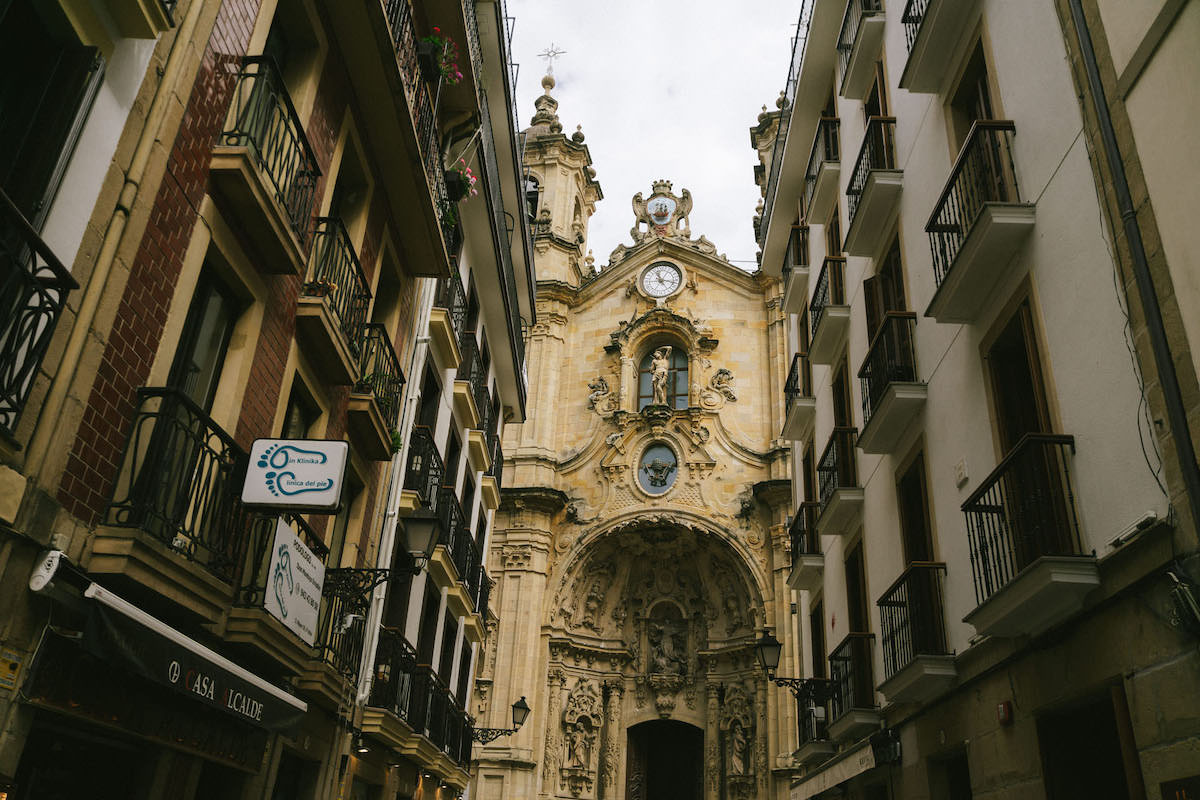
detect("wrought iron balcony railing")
[220,56,320,245]
[435,268,469,342]
[234,512,328,609]
[803,118,840,214]
[354,323,406,430]
[368,625,418,719]
[829,632,876,722]
[858,312,918,426]
[316,567,391,683]
[927,121,1021,287]
[798,699,830,745]
[0,187,78,436]
[962,434,1082,605]
[810,257,846,341]
[878,562,949,681]
[847,116,897,227]
[789,501,822,564]
[837,0,884,81]
[486,432,504,491]
[785,353,814,417]
[437,487,481,595]
[457,332,490,432]
[105,387,250,582]
[303,217,371,354]
[900,0,930,51]
[403,425,444,508]
[408,668,474,766]
[476,569,492,621]
[817,427,859,514]
[782,224,810,277]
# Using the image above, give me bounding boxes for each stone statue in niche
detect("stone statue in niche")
[566,718,593,768]
[646,607,687,676]
[560,680,603,797]
[650,346,672,405]
[580,579,606,631]
[728,720,748,775]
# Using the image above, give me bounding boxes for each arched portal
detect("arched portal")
[625,720,703,800]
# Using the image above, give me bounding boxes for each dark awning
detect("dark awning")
[82,583,306,731]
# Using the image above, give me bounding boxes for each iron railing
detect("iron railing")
[409,668,474,766]
[476,569,493,621]
[316,568,390,683]
[368,626,418,719]
[789,501,822,563]
[878,562,949,680]
[783,224,810,277]
[234,512,328,609]
[0,188,77,436]
[435,268,469,342]
[858,312,918,426]
[847,116,897,227]
[901,0,931,51]
[457,333,490,432]
[963,434,1082,605]
[817,427,859,514]
[829,632,876,721]
[304,217,371,355]
[803,118,840,215]
[403,425,444,508]
[927,121,1020,287]
[837,0,884,86]
[798,700,830,745]
[437,487,480,596]
[486,432,504,491]
[220,56,320,245]
[810,257,847,340]
[785,353,813,416]
[354,324,406,430]
[105,387,249,582]
[759,0,814,248]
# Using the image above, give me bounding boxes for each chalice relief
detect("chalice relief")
[650,346,672,405]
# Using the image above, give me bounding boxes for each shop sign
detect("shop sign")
[241,439,349,512]
[792,740,876,800]
[263,517,324,646]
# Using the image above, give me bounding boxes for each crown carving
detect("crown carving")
[651,178,673,195]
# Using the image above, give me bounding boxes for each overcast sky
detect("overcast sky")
[506,2,801,271]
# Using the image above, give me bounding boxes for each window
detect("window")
[416,581,441,664]
[802,437,816,504]
[844,541,869,633]
[455,643,473,708]
[461,472,476,516]
[167,271,240,412]
[832,360,852,428]
[328,471,363,568]
[896,453,934,563]
[281,379,319,438]
[443,430,462,491]
[524,175,540,223]
[948,42,996,152]
[929,751,973,800]
[417,361,441,430]
[986,300,1051,453]
[637,347,689,410]
[381,567,413,632]
[438,615,459,680]
[864,239,908,339]
[825,205,842,257]
[809,599,825,678]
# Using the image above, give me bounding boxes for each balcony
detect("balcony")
[809,257,850,365]
[837,0,886,100]
[781,354,816,442]
[93,387,249,623]
[795,701,835,767]
[453,333,487,431]
[962,434,1097,638]
[899,0,979,93]
[803,118,841,225]
[105,0,175,38]
[467,428,491,474]
[429,269,467,371]
[877,562,956,704]
[211,56,320,277]
[857,312,926,454]
[364,626,420,741]
[816,427,863,536]
[781,225,811,314]
[296,218,371,386]
[481,433,503,510]
[410,668,475,777]
[322,0,459,278]
[844,117,902,257]
[828,633,882,742]
[227,513,328,676]
[1,188,78,441]
[925,121,1035,323]
[786,502,824,593]
[399,425,444,513]
[428,488,482,616]
[299,567,390,707]
[348,324,406,460]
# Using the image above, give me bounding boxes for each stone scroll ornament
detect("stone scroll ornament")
[700,368,737,408]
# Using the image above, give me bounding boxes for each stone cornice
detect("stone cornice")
[499,486,570,514]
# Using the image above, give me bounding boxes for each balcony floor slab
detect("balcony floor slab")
[840,14,886,100]
[210,147,307,277]
[787,554,825,593]
[877,654,957,705]
[794,738,836,768]
[347,393,393,461]
[808,161,841,224]
[828,707,882,743]
[295,298,358,386]
[964,555,1100,638]
[858,382,927,454]
[810,306,851,365]
[844,170,903,257]
[428,308,463,372]
[783,267,811,314]
[816,487,865,536]
[782,396,817,441]
[898,0,980,93]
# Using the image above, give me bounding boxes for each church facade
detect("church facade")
[471,76,797,800]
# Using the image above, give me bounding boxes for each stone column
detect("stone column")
[600,681,624,798]
[704,683,721,800]
[619,355,634,411]
[755,679,769,798]
[542,667,567,795]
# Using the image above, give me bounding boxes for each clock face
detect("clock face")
[643,264,682,297]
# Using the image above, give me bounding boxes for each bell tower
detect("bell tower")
[522,73,603,286]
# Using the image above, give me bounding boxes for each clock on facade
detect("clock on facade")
[642,263,682,298]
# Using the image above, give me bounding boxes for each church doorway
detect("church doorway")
[625,719,704,800]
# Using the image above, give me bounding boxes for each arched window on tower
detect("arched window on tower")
[524,174,540,223]
[638,346,689,410]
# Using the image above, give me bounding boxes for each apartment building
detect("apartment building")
[756,0,1200,797]
[0,0,532,797]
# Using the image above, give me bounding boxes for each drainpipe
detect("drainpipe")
[1066,0,1200,532]
[25,0,206,483]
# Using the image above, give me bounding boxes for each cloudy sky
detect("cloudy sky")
[506,1,801,271]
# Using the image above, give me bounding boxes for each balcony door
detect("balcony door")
[987,301,1051,452]
[864,240,907,340]
[168,272,239,411]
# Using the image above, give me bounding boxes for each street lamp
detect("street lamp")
[397,511,440,575]
[754,629,833,704]
[472,696,531,743]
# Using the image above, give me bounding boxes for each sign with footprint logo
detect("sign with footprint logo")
[242,439,349,512]
[263,517,324,645]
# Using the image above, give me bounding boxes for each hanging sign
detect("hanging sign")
[263,517,324,646]
[241,438,349,512]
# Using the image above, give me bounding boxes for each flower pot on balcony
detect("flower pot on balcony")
[445,170,468,202]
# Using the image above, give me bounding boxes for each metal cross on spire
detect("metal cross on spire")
[538,43,566,75]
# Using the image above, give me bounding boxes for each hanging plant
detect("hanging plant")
[302,278,337,297]
[418,27,464,85]
[445,158,478,202]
